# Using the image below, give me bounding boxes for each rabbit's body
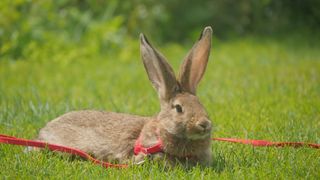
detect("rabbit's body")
[38,26,214,167]
[39,108,211,165]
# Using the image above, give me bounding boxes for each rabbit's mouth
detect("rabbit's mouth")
[185,117,212,140]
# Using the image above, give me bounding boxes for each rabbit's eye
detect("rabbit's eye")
[174,104,183,113]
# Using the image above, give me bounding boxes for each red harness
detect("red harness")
[133,135,193,158]
[133,135,163,155]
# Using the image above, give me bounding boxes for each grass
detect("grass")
[0,36,319,179]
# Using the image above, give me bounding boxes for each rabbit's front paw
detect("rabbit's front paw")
[134,153,147,165]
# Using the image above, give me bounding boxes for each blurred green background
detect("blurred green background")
[1,0,320,60]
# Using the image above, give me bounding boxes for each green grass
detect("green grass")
[1,37,319,179]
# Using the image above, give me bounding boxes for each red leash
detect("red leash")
[0,134,319,169]
[212,137,320,149]
[0,134,128,168]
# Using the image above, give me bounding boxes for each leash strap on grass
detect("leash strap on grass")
[0,134,319,169]
[0,134,128,168]
[212,137,320,149]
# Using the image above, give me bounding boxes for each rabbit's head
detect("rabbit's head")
[140,27,213,140]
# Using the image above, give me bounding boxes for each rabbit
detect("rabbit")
[37,26,213,167]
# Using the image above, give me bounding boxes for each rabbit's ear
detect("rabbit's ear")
[140,34,178,101]
[178,26,212,95]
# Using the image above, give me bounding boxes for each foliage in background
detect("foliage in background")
[1,0,320,60]
[161,0,320,40]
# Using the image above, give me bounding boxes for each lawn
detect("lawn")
[0,36,319,179]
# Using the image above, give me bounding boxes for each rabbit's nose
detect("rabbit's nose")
[196,119,212,131]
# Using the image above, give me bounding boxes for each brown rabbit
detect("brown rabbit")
[37,26,213,167]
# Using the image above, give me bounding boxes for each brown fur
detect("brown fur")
[38,111,148,162]
[38,26,213,167]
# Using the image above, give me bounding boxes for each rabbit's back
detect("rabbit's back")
[38,110,149,162]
